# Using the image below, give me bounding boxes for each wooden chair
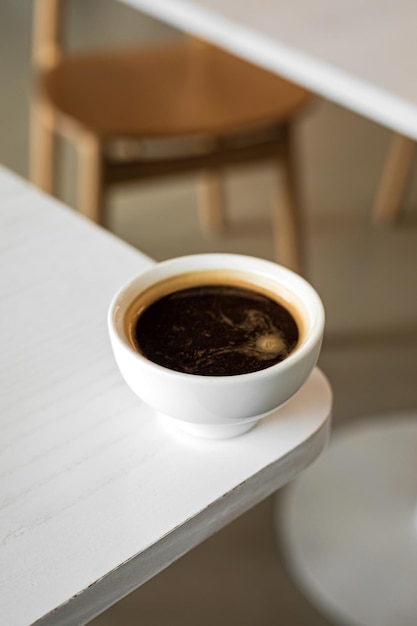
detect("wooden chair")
[30,0,313,273]
[372,133,415,225]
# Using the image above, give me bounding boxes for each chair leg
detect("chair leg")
[30,96,56,194]
[272,125,303,275]
[197,169,226,235]
[372,134,415,225]
[77,130,105,225]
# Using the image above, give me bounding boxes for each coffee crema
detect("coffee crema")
[126,270,302,377]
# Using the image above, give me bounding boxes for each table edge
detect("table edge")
[34,399,331,625]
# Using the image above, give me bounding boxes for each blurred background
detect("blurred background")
[2,1,417,624]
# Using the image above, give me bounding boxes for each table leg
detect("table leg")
[277,414,417,626]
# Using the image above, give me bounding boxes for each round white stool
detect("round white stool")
[278,414,417,626]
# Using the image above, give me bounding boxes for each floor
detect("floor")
[2,1,417,625]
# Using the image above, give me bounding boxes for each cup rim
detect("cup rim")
[108,253,325,381]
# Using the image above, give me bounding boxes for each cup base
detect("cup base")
[159,414,257,439]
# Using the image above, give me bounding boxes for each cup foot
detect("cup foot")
[159,414,257,439]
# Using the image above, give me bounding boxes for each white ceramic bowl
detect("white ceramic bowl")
[108,254,325,438]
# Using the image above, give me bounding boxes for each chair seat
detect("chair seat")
[41,39,311,139]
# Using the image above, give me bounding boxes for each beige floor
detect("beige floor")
[2,1,417,624]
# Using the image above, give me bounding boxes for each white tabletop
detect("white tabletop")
[121,0,417,140]
[0,166,331,626]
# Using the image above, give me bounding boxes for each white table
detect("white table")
[121,0,417,140]
[0,166,331,626]
[116,2,417,624]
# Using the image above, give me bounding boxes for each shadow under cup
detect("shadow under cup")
[108,254,324,439]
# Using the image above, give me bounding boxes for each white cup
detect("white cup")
[108,253,325,438]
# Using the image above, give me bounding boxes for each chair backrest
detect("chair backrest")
[32,0,63,72]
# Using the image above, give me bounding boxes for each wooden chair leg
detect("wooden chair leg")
[77,130,105,225]
[272,125,303,275]
[197,169,226,235]
[372,134,415,225]
[30,96,56,194]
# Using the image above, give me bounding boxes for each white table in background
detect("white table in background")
[121,0,417,139]
[0,166,331,626]
[120,2,417,221]
[117,2,417,625]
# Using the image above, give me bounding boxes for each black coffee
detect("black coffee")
[132,283,299,376]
